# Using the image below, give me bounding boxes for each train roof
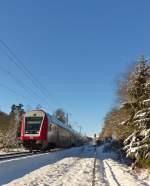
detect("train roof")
[47,114,81,136]
[25,109,81,136]
[25,109,45,117]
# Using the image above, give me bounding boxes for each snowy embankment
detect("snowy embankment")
[0,147,84,185]
[0,148,28,155]
[1,144,150,186]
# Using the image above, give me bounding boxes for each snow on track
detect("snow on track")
[103,160,146,186]
[0,147,84,185]
[3,144,150,186]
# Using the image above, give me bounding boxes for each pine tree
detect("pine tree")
[122,56,150,167]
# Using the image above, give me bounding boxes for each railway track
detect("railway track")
[0,152,37,161]
[0,150,34,157]
[0,148,62,161]
[0,145,148,186]
[92,146,97,186]
[54,145,98,186]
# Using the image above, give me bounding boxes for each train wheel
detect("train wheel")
[29,149,33,153]
[41,148,47,153]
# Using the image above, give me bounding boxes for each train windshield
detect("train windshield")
[25,117,43,134]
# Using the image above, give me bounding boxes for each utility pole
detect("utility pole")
[66,113,69,125]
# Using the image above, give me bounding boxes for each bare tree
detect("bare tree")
[36,104,42,110]
[53,108,66,123]
[4,104,25,151]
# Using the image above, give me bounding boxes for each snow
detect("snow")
[134,112,146,118]
[103,159,146,186]
[120,120,129,125]
[143,99,150,103]
[0,147,83,185]
[0,148,28,155]
[135,108,150,115]
[137,169,150,184]
[1,144,149,186]
[133,118,150,124]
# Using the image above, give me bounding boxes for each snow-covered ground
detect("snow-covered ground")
[1,144,149,186]
[0,148,28,155]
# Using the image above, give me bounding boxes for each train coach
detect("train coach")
[20,109,85,151]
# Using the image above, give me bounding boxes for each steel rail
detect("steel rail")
[0,151,30,157]
[0,152,34,161]
[0,148,63,161]
[92,146,97,186]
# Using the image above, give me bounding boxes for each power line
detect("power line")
[0,41,53,108]
[0,83,34,103]
[0,40,63,108]
[0,64,40,104]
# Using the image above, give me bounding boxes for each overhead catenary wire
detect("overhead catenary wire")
[0,58,47,106]
[0,83,36,104]
[0,46,52,108]
[0,40,63,109]
[0,41,59,109]
[0,40,78,129]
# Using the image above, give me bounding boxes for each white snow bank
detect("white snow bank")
[143,99,150,103]
[103,159,149,186]
[0,146,84,185]
[0,148,28,155]
[2,144,150,186]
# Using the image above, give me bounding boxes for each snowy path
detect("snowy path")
[1,145,149,186]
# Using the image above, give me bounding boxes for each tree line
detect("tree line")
[99,56,150,168]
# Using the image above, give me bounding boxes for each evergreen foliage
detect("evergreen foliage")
[100,56,150,168]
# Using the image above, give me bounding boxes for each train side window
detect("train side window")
[51,125,55,131]
[50,125,58,131]
[49,124,52,131]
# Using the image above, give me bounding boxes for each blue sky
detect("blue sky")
[0,1,150,136]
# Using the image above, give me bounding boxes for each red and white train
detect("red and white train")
[20,110,85,151]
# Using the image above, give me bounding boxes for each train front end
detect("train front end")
[20,110,48,151]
